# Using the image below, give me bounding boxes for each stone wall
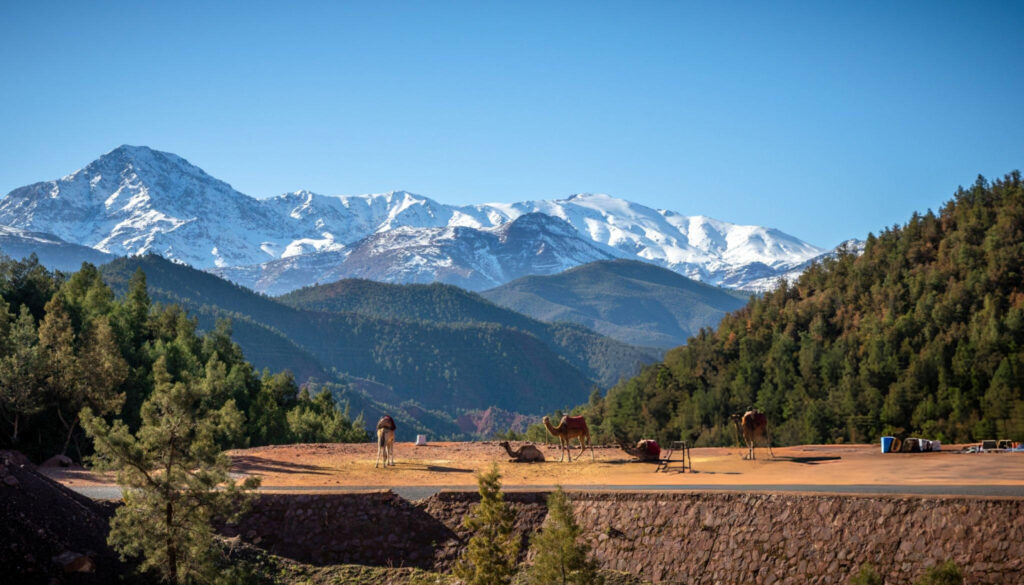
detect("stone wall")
[228,490,1024,584]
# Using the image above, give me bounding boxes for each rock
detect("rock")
[41,454,74,468]
[3,475,18,487]
[52,551,95,573]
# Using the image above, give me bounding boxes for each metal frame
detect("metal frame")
[656,440,692,473]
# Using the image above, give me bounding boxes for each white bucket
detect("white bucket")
[415,434,427,446]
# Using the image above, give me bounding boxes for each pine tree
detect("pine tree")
[285,387,367,443]
[524,487,601,585]
[454,464,520,585]
[0,304,42,444]
[81,356,259,585]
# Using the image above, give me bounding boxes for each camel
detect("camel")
[542,415,595,462]
[730,410,775,460]
[616,438,661,462]
[498,441,546,463]
[375,415,396,468]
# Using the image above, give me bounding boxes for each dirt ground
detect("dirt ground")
[46,441,1024,492]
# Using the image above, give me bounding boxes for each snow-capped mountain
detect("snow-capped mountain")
[213,213,623,294]
[741,238,867,291]
[0,145,830,292]
[458,194,826,287]
[0,145,301,268]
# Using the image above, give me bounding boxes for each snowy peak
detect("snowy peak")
[0,146,831,293]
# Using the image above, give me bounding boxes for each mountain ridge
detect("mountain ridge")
[1,145,830,293]
[482,259,750,348]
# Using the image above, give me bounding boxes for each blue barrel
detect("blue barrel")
[881,436,895,453]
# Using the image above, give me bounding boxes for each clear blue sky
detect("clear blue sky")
[2,1,1022,247]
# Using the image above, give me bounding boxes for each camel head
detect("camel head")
[542,416,550,425]
[498,440,510,449]
[729,413,743,426]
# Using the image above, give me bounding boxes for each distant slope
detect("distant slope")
[0,226,114,272]
[278,278,660,387]
[99,255,600,415]
[481,260,749,348]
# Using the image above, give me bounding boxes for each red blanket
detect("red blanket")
[638,439,661,458]
[563,416,588,431]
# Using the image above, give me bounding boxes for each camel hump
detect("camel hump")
[377,415,396,431]
[563,415,588,430]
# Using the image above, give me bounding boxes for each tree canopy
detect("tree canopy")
[0,256,366,461]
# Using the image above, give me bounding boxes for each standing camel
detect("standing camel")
[375,415,396,468]
[542,415,594,462]
[730,410,775,460]
[498,441,546,462]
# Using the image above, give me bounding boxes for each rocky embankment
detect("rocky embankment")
[0,452,123,584]
[229,490,1024,584]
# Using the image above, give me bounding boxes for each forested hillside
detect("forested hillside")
[278,277,661,388]
[481,259,749,348]
[0,256,366,461]
[100,256,642,416]
[592,173,1024,446]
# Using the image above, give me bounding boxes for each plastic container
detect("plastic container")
[415,434,427,446]
[881,436,895,453]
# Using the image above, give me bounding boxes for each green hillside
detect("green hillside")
[279,278,661,388]
[481,259,749,348]
[589,173,1024,446]
[0,257,367,461]
[99,256,621,417]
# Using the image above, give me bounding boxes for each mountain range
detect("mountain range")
[0,145,842,293]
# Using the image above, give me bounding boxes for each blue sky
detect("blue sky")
[1,1,1021,247]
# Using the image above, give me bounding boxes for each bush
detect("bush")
[848,564,883,585]
[912,560,963,585]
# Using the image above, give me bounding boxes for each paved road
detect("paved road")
[70,483,1024,501]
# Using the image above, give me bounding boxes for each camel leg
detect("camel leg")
[564,437,571,462]
[589,433,595,462]
[375,429,383,468]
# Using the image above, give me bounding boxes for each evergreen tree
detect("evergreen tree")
[0,304,42,444]
[454,464,520,585]
[81,356,259,585]
[525,487,601,585]
[286,387,368,444]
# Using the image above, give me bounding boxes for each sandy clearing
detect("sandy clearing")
[45,441,1024,494]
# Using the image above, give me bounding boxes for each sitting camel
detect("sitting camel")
[617,438,662,462]
[730,410,775,460]
[375,415,396,468]
[499,441,545,463]
[542,415,595,462]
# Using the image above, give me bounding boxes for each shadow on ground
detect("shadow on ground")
[231,455,331,475]
[770,456,842,465]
